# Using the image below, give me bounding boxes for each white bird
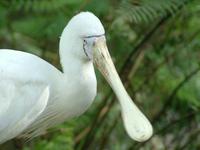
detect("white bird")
[0,12,153,144]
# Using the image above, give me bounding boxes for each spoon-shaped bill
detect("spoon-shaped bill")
[93,36,153,142]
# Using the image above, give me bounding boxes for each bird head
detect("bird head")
[60,12,153,142]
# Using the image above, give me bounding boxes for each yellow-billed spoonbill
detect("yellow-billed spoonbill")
[0,12,153,144]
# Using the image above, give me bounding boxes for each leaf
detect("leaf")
[114,0,188,24]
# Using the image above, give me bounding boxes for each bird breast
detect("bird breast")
[23,67,97,137]
[62,72,97,117]
[48,64,97,122]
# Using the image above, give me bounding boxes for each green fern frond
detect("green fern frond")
[1,0,81,13]
[115,0,188,24]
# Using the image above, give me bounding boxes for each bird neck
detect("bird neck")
[59,30,94,77]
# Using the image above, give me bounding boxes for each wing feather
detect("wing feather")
[0,80,49,144]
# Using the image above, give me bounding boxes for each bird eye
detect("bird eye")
[83,39,87,45]
[83,39,89,58]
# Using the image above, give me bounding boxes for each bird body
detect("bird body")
[0,49,96,139]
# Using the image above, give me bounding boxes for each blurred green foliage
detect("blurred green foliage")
[0,0,200,150]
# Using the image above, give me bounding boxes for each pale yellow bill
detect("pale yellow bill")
[93,36,153,142]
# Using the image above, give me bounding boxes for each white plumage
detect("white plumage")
[0,12,153,144]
